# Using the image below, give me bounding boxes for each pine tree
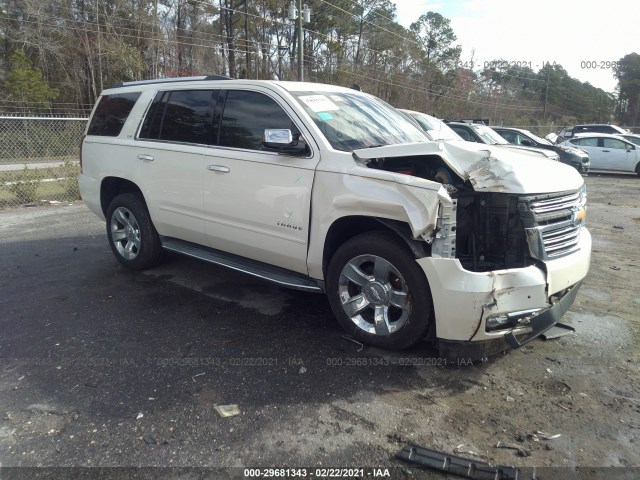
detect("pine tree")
[5,50,59,114]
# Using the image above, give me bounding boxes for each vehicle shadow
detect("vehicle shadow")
[1,233,494,466]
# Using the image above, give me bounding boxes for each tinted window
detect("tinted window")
[451,126,472,141]
[499,131,517,143]
[87,92,141,136]
[158,90,216,144]
[139,92,167,140]
[603,138,627,149]
[219,90,297,150]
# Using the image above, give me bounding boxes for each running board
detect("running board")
[160,237,323,292]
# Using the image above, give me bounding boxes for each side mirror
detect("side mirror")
[263,129,309,155]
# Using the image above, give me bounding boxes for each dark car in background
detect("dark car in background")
[446,122,561,162]
[493,127,590,174]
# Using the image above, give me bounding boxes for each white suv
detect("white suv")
[79,77,591,358]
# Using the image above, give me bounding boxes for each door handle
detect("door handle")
[602,150,610,153]
[208,165,230,173]
[137,154,154,161]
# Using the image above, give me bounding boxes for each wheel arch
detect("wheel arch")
[100,177,144,216]
[322,215,430,279]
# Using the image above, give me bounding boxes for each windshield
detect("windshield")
[409,111,461,141]
[472,125,508,144]
[292,92,427,151]
[522,130,552,145]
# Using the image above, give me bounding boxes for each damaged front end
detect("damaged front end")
[352,142,591,359]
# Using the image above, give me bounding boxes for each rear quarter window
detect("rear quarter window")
[87,92,141,136]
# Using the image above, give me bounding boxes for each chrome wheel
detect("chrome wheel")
[110,207,141,261]
[338,254,411,336]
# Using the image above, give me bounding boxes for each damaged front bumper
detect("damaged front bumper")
[417,228,591,361]
[437,281,582,362]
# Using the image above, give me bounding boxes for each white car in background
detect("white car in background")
[560,133,640,176]
[617,133,640,148]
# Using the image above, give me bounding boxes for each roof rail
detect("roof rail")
[110,75,233,89]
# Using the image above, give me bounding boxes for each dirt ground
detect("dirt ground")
[0,172,639,479]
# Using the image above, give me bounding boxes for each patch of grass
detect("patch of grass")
[0,163,81,207]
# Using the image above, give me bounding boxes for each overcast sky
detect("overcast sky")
[394,0,638,93]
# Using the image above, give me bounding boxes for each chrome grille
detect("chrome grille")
[529,192,579,215]
[541,224,581,257]
[521,189,585,260]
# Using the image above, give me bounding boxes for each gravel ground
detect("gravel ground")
[0,172,639,479]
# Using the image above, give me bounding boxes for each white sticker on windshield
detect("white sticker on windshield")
[299,95,339,112]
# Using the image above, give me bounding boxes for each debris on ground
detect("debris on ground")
[397,443,520,479]
[610,266,621,271]
[214,404,240,418]
[536,430,562,440]
[553,402,572,412]
[540,323,575,340]
[191,373,205,382]
[495,441,531,457]
[143,435,156,445]
[340,335,364,352]
[136,413,143,420]
[453,444,480,457]
[298,366,307,374]
[613,225,624,229]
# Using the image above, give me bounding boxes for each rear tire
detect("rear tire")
[326,231,433,350]
[636,163,640,177]
[106,193,164,270]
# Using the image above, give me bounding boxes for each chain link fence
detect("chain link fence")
[0,116,88,208]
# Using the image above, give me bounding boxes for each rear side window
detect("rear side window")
[139,90,217,145]
[572,138,599,147]
[218,90,298,150]
[159,90,216,144]
[87,92,141,136]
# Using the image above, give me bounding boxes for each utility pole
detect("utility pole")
[542,65,550,125]
[288,1,310,81]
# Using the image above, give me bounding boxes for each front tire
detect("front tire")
[326,231,433,350]
[106,193,164,270]
[636,163,640,177]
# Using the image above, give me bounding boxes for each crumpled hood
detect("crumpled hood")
[353,140,584,194]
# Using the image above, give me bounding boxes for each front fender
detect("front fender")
[307,170,452,279]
